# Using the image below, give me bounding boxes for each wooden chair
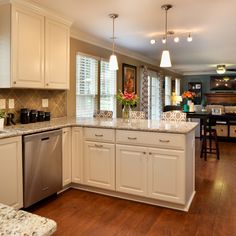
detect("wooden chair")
[93,110,113,118]
[130,111,146,119]
[200,117,220,160]
[161,111,187,122]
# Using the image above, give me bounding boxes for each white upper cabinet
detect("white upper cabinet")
[45,18,70,89]
[0,1,71,89]
[11,5,45,88]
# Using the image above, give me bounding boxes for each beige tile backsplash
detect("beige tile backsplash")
[0,89,67,122]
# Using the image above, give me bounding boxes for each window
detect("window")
[76,53,117,117]
[147,70,162,120]
[165,76,172,105]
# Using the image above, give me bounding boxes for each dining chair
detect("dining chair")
[129,111,146,119]
[161,111,187,122]
[93,110,113,118]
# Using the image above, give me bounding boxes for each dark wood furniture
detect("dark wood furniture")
[205,93,236,104]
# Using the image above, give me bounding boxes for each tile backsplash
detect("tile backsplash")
[0,89,67,122]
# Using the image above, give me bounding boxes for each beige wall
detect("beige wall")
[67,37,182,118]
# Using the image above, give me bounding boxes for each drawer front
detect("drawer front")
[84,128,115,142]
[216,125,228,137]
[230,126,236,137]
[116,130,185,150]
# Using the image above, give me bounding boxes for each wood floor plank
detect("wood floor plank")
[29,140,236,236]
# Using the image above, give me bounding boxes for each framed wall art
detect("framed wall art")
[122,63,137,93]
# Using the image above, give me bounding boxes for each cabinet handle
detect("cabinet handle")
[159,139,170,143]
[13,81,16,84]
[95,134,103,137]
[95,144,103,148]
[128,137,137,140]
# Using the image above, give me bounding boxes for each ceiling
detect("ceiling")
[33,0,236,75]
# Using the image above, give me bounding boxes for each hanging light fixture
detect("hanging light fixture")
[109,13,119,71]
[160,4,172,68]
[216,65,226,74]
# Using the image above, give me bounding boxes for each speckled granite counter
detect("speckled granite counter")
[0,203,56,236]
[0,117,198,139]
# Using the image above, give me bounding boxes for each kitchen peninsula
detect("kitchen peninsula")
[0,118,197,212]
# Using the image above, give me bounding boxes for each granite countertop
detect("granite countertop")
[0,117,198,139]
[0,203,56,236]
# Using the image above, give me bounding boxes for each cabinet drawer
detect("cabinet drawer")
[216,125,228,137]
[116,130,185,150]
[230,125,236,137]
[84,128,114,142]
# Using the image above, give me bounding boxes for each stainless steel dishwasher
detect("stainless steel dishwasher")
[23,129,62,208]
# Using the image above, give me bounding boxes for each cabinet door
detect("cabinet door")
[62,127,72,186]
[148,148,185,204]
[0,136,23,209]
[116,144,147,196]
[84,141,115,190]
[45,18,70,89]
[11,6,44,88]
[71,127,83,184]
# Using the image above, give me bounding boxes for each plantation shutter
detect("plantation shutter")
[76,54,98,117]
[100,60,117,117]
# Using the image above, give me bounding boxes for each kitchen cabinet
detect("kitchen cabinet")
[84,141,115,190]
[83,128,115,190]
[62,127,72,187]
[71,127,83,184]
[0,2,71,89]
[116,130,194,206]
[0,136,23,209]
[147,148,185,204]
[116,145,185,204]
[116,145,147,196]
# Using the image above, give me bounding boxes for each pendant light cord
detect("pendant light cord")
[165,8,168,49]
[112,16,115,55]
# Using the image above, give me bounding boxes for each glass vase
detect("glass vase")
[122,105,131,121]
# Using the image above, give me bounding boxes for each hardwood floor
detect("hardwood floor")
[30,140,236,236]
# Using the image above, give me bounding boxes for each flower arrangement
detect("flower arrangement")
[116,90,139,106]
[182,91,196,100]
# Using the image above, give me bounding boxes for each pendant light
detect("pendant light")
[160,4,172,68]
[109,13,119,71]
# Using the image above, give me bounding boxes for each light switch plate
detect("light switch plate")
[42,99,48,108]
[0,99,6,109]
[8,99,14,109]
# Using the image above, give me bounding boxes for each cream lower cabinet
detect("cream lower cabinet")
[84,141,115,190]
[116,145,147,196]
[62,127,72,187]
[71,127,83,184]
[0,136,23,209]
[116,145,184,203]
[147,148,185,204]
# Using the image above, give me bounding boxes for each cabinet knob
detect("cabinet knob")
[149,152,152,155]
[143,152,146,154]
[46,83,49,86]
[13,81,16,84]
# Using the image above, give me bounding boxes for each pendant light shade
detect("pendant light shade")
[160,4,172,68]
[160,50,172,67]
[109,13,119,71]
[109,54,118,70]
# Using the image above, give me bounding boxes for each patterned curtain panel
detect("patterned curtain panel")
[140,66,149,118]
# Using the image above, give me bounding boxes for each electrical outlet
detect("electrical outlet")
[8,99,14,109]
[42,99,48,108]
[0,99,6,109]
